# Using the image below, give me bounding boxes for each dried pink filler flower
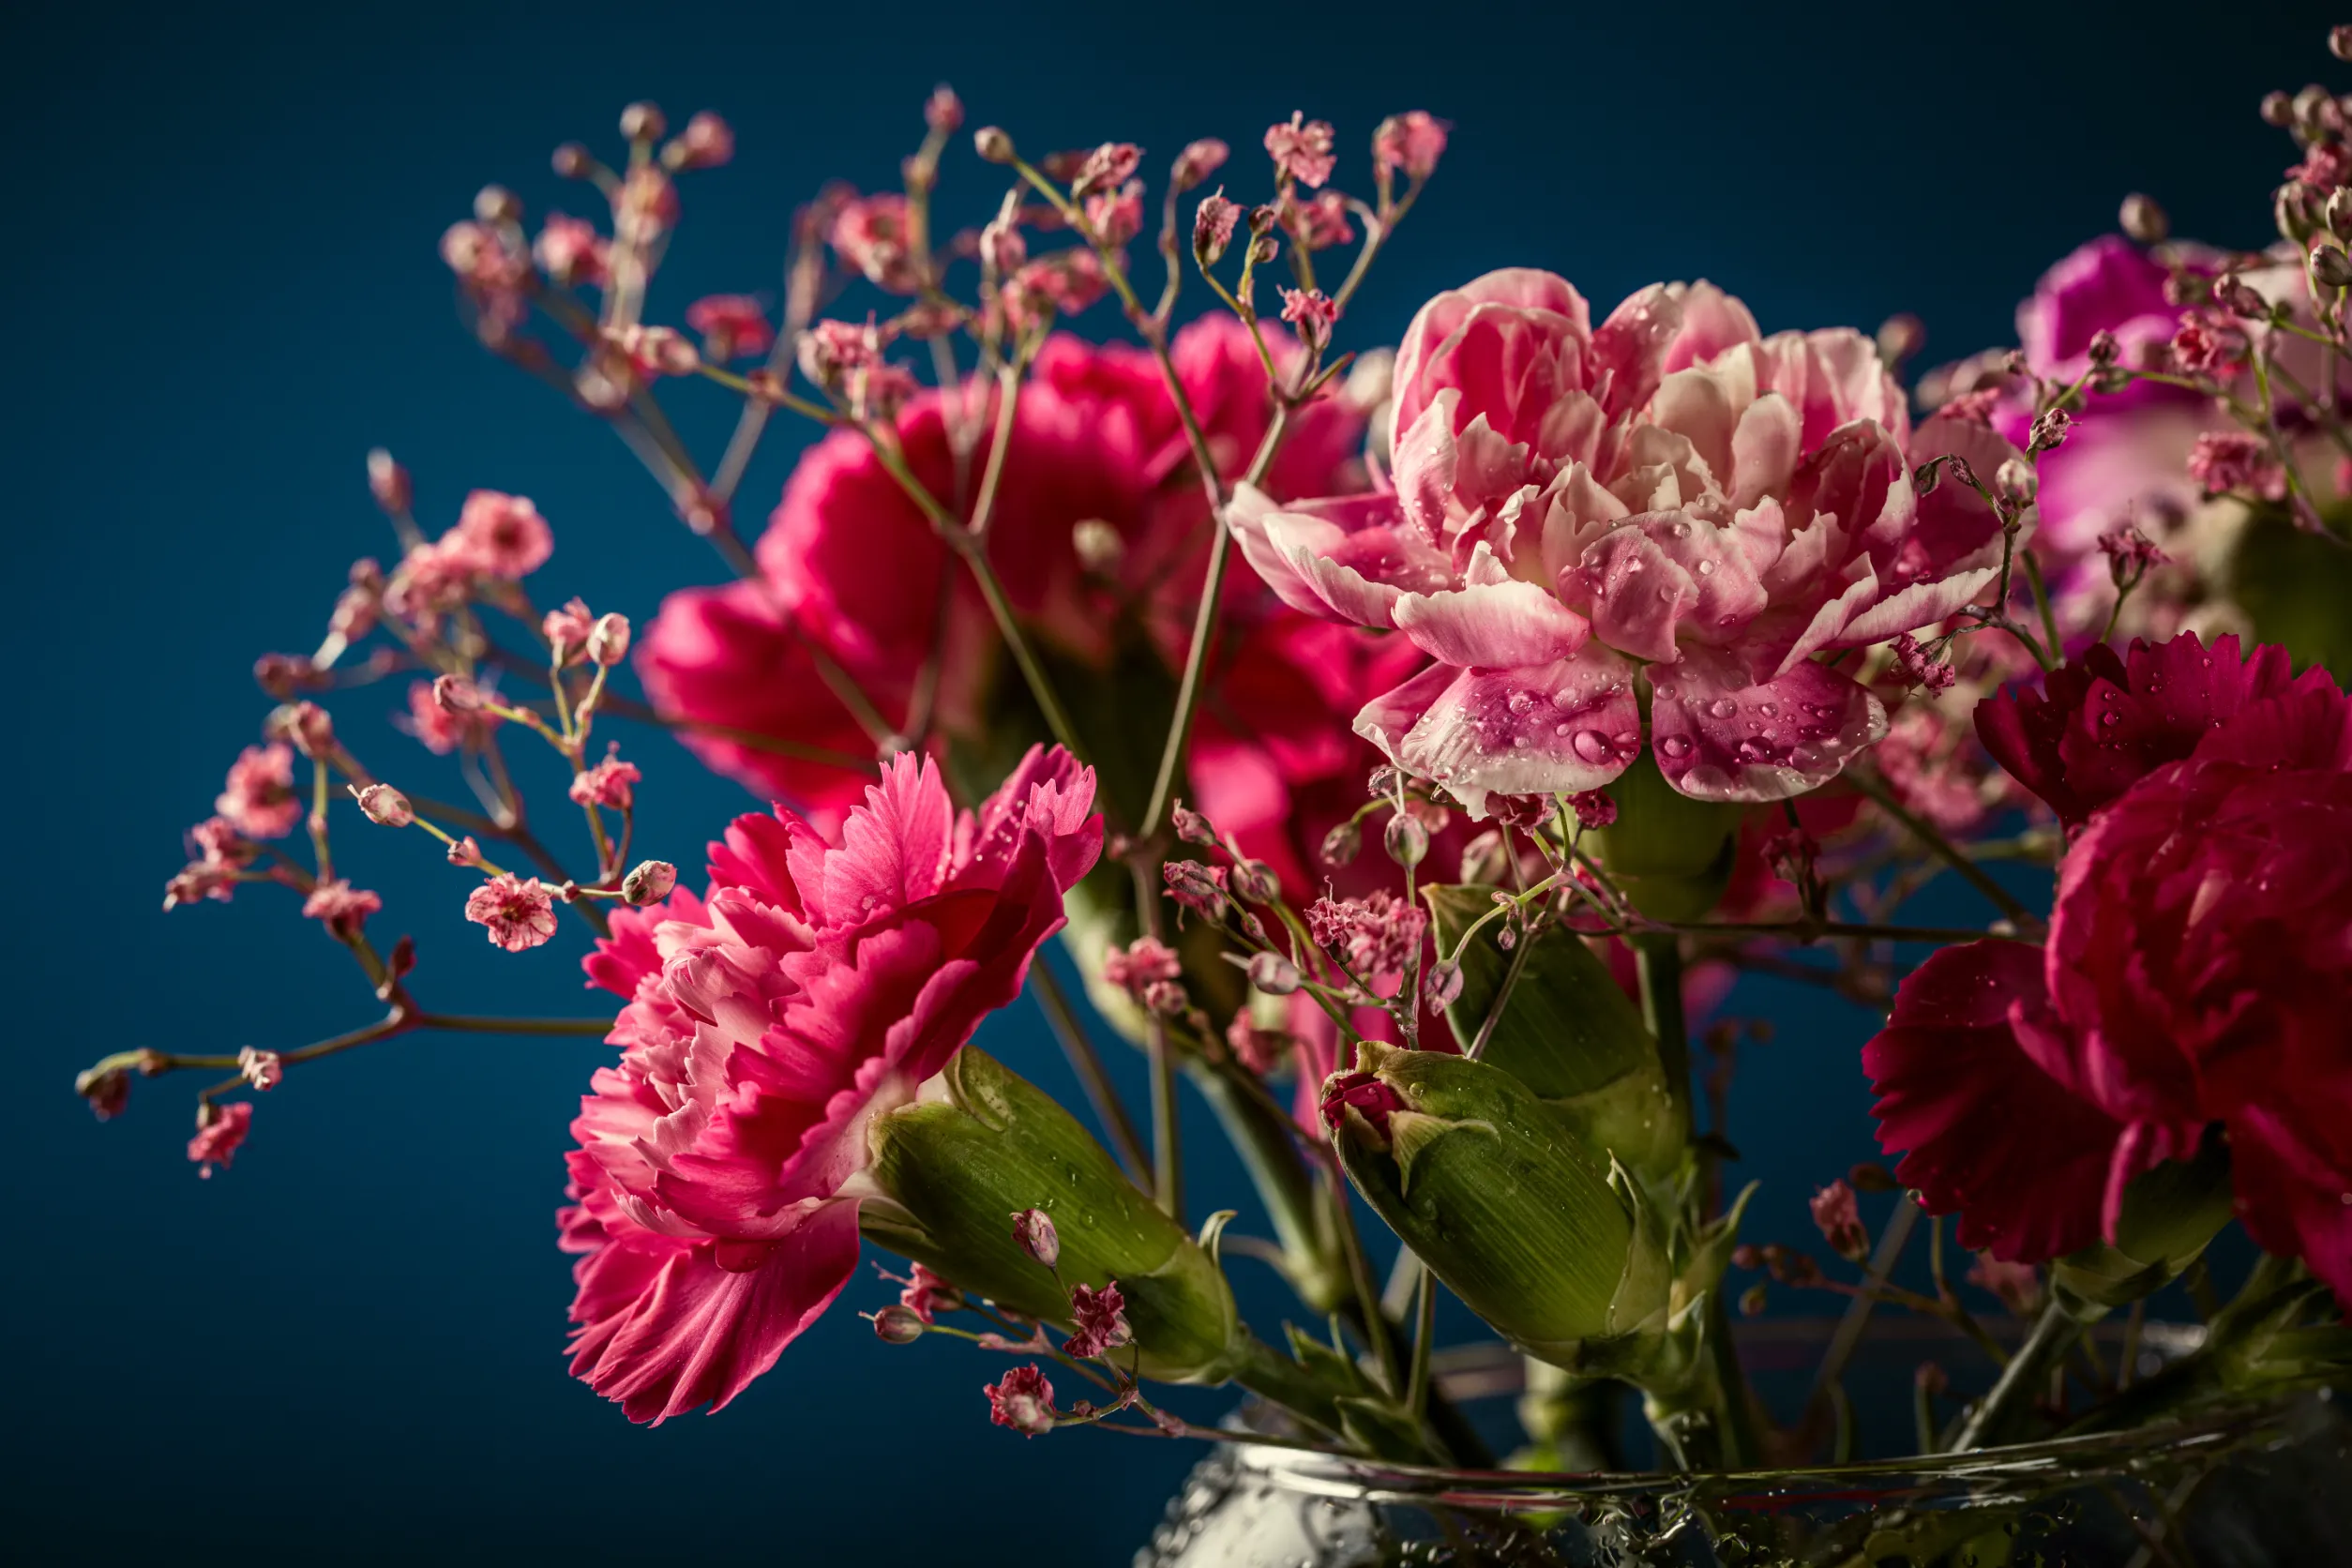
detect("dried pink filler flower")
[464,873,558,952]
[216,743,303,839]
[451,490,553,579]
[1374,111,1450,180]
[1232,267,2010,812]
[2186,430,2284,498]
[1062,1282,1131,1359]
[897,1263,957,1326]
[684,294,772,360]
[985,1365,1056,1436]
[1102,936,1183,995]
[567,755,641,809]
[1808,1181,1868,1262]
[1264,112,1336,188]
[188,1102,253,1179]
[302,879,383,938]
[1305,891,1426,986]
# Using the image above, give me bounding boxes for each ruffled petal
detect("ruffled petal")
[1393,579,1589,667]
[1227,483,1452,628]
[1650,651,1886,802]
[1864,942,2119,1262]
[1352,648,1641,819]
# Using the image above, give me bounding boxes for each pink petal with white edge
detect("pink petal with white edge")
[1353,648,1641,818]
[1227,484,1451,628]
[1393,578,1589,668]
[1651,649,1886,801]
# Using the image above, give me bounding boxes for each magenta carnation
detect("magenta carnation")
[1868,668,2352,1299]
[1975,631,2328,828]
[558,746,1100,1422]
[1233,268,2013,811]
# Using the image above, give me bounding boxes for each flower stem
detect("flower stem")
[1845,765,2041,932]
[1634,933,1693,1145]
[1029,957,1150,1182]
[1949,1300,2083,1451]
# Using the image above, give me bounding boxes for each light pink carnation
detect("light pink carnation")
[559,747,1101,1422]
[465,873,559,952]
[1233,268,2014,810]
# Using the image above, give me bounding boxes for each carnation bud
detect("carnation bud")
[586,611,632,666]
[2294,83,2333,130]
[2217,276,2270,320]
[366,448,412,515]
[76,1066,131,1121]
[447,835,484,868]
[353,784,414,827]
[872,1304,927,1344]
[268,701,336,758]
[2328,188,2352,239]
[1382,811,1428,868]
[1011,1207,1061,1269]
[2314,245,2352,289]
[973,126,1016,163]
[1319,819,1362,866]
[1229,860,1279,905]
[1995,456,2040,506]
[620,859,678,905]
[1070,518,1123,575]
[1245,951,1301,995]
[2087,328,2120,366]
[1247,234,1278,265]
[2118,192,2169,245]
[1456,829,1510,887]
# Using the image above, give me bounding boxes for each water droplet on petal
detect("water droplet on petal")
[1571,730,1614,764]
[1757,702,1777,716]
[1696,559,1716,576]
[1707,697,1739,719]
[1507,690,1533,714]
[1660,734,1694,760]
[1554,723,1571,736]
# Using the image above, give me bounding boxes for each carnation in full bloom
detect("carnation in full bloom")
[1975,631,2326,829]
[1868,660,2352,1299]
[216,743,302,839]
[559,747,1100,1421]
[465,873,559,952]
[1232,268,2013,811]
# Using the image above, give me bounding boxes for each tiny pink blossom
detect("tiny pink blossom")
[2169,312,2239,372]
[465,873,558,952]
[1305,891,1425,986]
[924,86,963,137]
[569,755,641,809]
[1967,1254,2043,1315]
[1284,191,1354,251]
[1278,287,1338,351]
[1374,112,1450,181]
[1062,1281,1131,1360]
[1809,1181,1868,1262]
[237,1047,283,1093]
[188,1101,253,1179]
[830,194,917,291]
[2186,430,2284,498]
[77,1066,130,1121]
[1162,860,1230,920]
[1102,936,1184,995]
[302,879,383,938]
[985,1364,1056,1436]
[216,744,302,839]
[2095,524,2168,575]
[451,490,553,579]
[1170,138,1229,189]
[163,862,239,910]
[685,294,773,361]
[1083,181,1144,248]
[400,679,492,756]
[446,835,485,868]
[543,596,597,653]
[535,213,610,286]
[1193,191,1240,264]
[898,1262,957,1325]
[353,783,414,827]
[1567,790,1618,829]
[1011,1208,1061,1269]
[1264,112,1337,188]
[1890,631,1957,694]
[1069,142,1141,199]
[670,111,734,171]
[188,816,257,867]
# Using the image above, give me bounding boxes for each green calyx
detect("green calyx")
[2051,1134,2235,1315]
[1423,883,1684,1181]
[863,1047,1241,1383]
[1328,1043,1671,1368]
[1586,753,1745,921]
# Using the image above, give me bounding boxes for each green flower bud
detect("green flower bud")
[1423,884,1682,1180]
[1324,1042,1672,1369]
[864,1048,1242,1382]
[2050,1135,2234,1315]
[1585,753,1744,920]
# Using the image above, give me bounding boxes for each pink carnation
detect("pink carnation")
[465,873,558,952]
[558,748,1101,1421]
[1231,268,2005,811]
[215,743,302,839]
[1868,666,2352,1300]
[188,1102,253,1179]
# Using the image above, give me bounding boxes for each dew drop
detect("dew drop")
[1756,701,1777,716]
[1507,690,1533,714]
[1612,731,1639,749]
[1571,730,1614,764]
[2101,712,2120,727]
[1623,558,1644,573]
[1707,697,1739,719]
[1696,559,1717,576]
[1554,723,1571,736]
[1512,735,1529,748]
[1660,734,1694,759]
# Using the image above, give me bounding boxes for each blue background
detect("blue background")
[8,2,2329,1561]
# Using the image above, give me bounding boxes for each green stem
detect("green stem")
[1846,766,2041,931]
[1950,1301,2084,1451]
[1029,959,1150,1182]
[1633,934,1693,1145]
[1189,1066,1349,1313]
[1406,1263,1438,1421]
[415,1014,615,1036]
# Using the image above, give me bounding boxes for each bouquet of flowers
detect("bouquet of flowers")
[83,22,2352,1565]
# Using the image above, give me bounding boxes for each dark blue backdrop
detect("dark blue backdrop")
[9,2,2329,1562]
